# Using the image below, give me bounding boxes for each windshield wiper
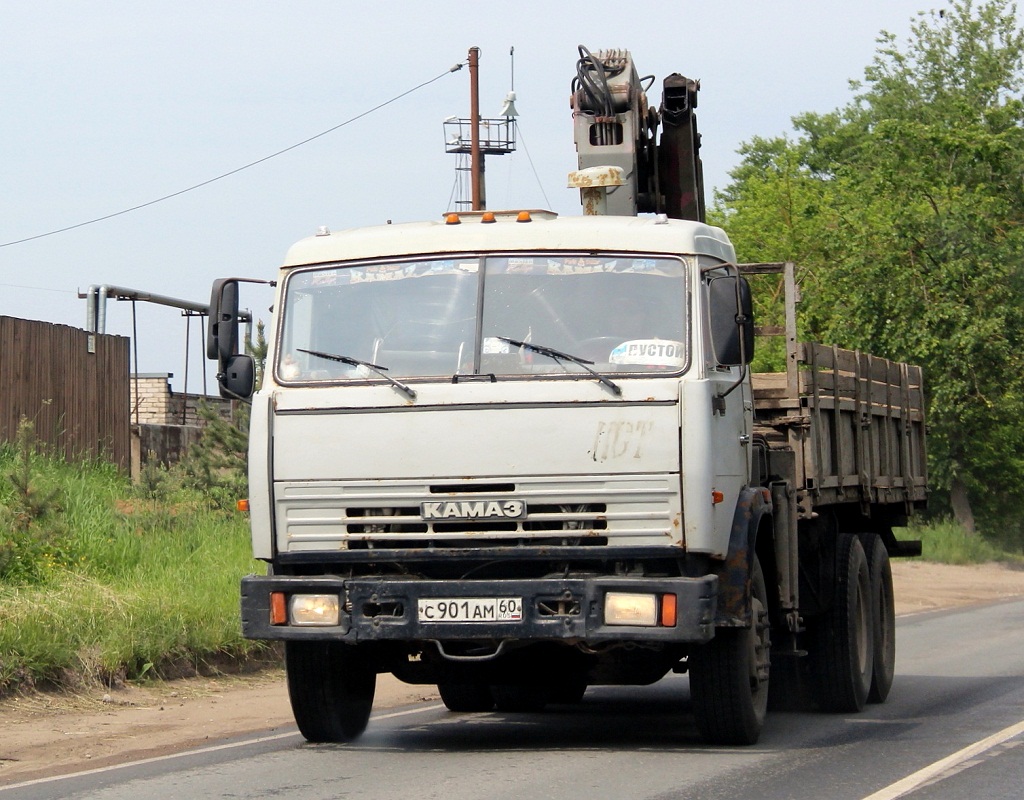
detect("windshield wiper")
[496,336,621,396]
[297,348,417,400]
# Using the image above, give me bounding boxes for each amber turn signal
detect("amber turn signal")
[270,592,287,625]
[660,593,678,627]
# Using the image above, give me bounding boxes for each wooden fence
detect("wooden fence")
[0,317,130,469]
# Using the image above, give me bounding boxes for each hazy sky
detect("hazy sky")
[1,1,944,391]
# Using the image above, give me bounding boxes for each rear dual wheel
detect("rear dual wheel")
[549,678,588,705]
[860,532,896,703]
[438,682,495,712]
[491,684,549,712]
[488,677,587,711]
[809,533,874,713]
[440,669,587,713]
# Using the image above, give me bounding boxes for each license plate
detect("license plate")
[418,597,523,623]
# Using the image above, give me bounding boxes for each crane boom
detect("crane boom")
[569,46,704,222]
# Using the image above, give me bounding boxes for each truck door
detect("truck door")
[700,267,754,552]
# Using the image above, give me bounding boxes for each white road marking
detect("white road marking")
[860,718,1024,800]
[0,703,446,793]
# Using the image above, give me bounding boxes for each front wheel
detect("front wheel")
[285,641,376,742]
[689,555,771,745]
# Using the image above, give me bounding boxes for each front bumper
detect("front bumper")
[241,574,718,645]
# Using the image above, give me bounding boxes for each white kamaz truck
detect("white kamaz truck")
[208,48,926,745]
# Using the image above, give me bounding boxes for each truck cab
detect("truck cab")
[212,209,770,745]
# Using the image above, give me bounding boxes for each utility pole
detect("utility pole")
[469,47,483,210]
[444,46,516,212]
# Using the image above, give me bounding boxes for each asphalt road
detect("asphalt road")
[4,600,1023,800]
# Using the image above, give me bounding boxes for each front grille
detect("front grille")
[343,504,606,534]
[278,477,677,552]
[346,507,426,535]
[429,483,516,494]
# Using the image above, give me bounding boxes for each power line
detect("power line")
[1,62,464,249]
[513,120,552,209]
[0,282,76,294]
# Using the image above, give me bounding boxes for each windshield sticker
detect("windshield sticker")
[309,270,341,286]
[497,257,545,273]
[482,336,512,354]
[550,257,613,275]
[609,339,686,368]
[297,260,478,288]
[490,256,683,277]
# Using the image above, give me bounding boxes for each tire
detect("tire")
[549,679,587,705]
[860,533,896,703]
[285,641,376,743]
[438,682,495,712]
[809,533,874,713]
[491,684,548,712]
[689,555,771,745]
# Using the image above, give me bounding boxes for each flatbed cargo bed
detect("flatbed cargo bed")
[743,263,927,518]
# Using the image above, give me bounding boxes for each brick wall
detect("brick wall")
[130,374,232,426]
[131,374,173,424]
[129,374,235,476]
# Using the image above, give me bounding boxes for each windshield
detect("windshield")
[277,254,688,383]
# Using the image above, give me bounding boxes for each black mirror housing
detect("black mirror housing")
[219,354,255,400]
[708,275,755,366]
[208,278,240,365]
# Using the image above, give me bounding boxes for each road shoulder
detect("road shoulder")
[2,560,1023,786]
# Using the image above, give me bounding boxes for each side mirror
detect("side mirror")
[708,274,755,366]
[207,278,240,366]
[220,354,255,400]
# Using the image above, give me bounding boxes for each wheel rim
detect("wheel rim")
[749,587,770,715]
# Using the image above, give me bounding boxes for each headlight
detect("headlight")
[604,592,658,626]
[289,594,341,626]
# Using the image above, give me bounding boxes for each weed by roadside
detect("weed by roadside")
[901,518,1023,566]
[0,420,264,696]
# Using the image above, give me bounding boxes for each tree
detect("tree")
[713,1,1024,548]
[177,320,268,509]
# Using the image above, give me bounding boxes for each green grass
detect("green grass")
[0,444,267,695]
[899,518,1023,566]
